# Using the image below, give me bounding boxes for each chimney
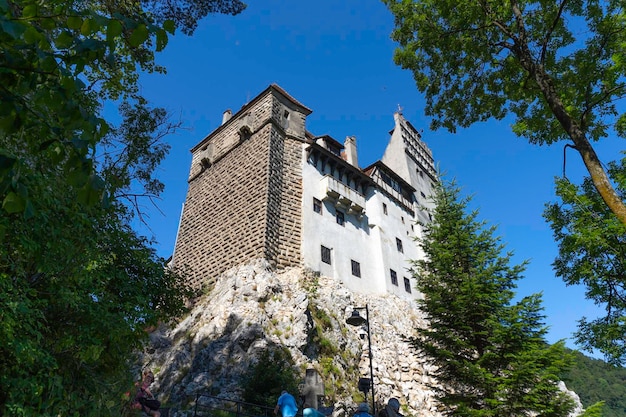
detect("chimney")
[222,109,232,125]
[344,136,358,167]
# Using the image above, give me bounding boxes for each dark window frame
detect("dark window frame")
[390,269,398,286]
[321,245,331,264]
[351,260,361,277]
[396,238,404,253]
[336,210,345,226]
[313,198,322,214]
[404,277,412,293]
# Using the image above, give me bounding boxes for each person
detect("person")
[132,369,161,417]
[275,390,299,417]
[378,398,402,417]
[353,402,373,417]
[303,402,326,417]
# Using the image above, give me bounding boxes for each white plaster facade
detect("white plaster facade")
[300,111,437,303]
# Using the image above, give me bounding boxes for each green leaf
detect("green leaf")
[23,26,41,44]
[39,17,56,30]
[80,18,99,36]
[3,191,25,213]
[106,19,123,44]
[66,15,82,30]
[40,56,57,72]
[155,28,168,52]
[0,19,27,39]
[128,24,149,47]
[55,31,74,49]
[163,19,175,34]
[22,5,37,18]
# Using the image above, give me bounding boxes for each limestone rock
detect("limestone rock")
[141,260,582,417]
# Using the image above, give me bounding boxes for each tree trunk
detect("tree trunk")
[535,69,626,225]
[512,30,626,225]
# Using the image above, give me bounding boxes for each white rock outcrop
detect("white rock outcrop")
[142,260,582,417]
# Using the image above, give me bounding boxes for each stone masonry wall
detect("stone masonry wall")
[173,87,309,289]
[264,92,305,270]
[265,128,303,269]
[172,122,273,289]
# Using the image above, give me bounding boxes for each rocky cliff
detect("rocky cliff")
[140,259,582,417]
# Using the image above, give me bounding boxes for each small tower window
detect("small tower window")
[282,110,290,129]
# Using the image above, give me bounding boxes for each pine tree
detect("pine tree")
[410,179,576,416]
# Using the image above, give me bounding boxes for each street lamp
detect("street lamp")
[345,304,376,416]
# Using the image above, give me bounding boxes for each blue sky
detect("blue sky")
[132,0,623,355]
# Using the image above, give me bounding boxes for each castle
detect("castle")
[171,84,437,301]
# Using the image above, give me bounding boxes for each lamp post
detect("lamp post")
[345,304,376,416]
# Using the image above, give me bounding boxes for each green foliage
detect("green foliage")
[382,0,626,143]
[0,172,195,416]
[309,303,338,357]
[241,348,300,409]
[0,0,245,415]
[383,0,626,371]
[578,402,605,417]
[410,178,576,416]
[561,350,626,417]
[544,160,626,365]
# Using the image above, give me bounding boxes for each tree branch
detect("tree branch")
[540,0,568,65]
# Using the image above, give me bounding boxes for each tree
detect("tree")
[0,0,244,415]
[544,159,626,365]
[242,348,300,410]
[0,0,245,213]
[382,0,626,225]
[409,179,576,416]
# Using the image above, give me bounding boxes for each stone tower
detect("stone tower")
[172,85,312,289]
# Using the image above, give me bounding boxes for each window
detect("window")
[282,110,290,129]
[401,216,405,224]
[336,210,345,226]
[404,277,412,293]
[351,260,361,277]
[396,238,403,253]
[380,171,402,193]
[328,144,342,156]
[383,203,388,215]
[313,198,322,214]
[420,191,426,198]
[390,269,398,286]
[321,245,331,264]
